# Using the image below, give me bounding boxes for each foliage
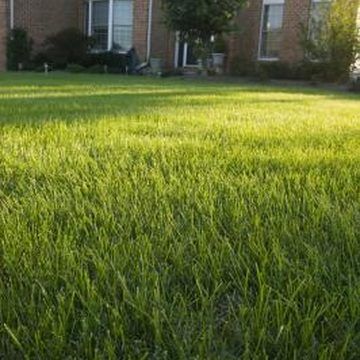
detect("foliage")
[349,74,360,92]
[86,64,106,74]
[161,0,245,66]
[67,64,86,73]
[41,28,128,73]
[0,74,359,358]
[84,52,128,73]
[43,28,91,69]
[229,57,356,82]
[212,35,228,53]
[301,0,360,81]
[6,28,33,70]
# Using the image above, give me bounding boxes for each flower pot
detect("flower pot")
[150,58,163,76]
[212,53,225,67]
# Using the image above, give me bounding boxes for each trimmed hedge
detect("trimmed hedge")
[36,28,130,73]
[6,28,32,71]
[230,57,352,82]
[83,52,128,74]
[349,75,360,92]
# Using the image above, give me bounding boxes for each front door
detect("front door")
[175,41,198,68]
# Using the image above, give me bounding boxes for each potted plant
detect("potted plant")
[211,35,227,73]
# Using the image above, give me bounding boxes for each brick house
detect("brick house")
[0,0,358,72]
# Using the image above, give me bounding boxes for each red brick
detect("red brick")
[1,0,358,72]
[14,0,82,53]
[0,0,8,71]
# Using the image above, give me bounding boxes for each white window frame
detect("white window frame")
[174,34,199,68]
[258,0,285,61]
[306,0,331,62]
[308,0,331,36]
[356,6,360,71]
[86,0,132,53]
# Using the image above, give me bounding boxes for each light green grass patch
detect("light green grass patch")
[0,73,359,359]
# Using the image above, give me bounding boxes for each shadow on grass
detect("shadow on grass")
[0,95,302,126]
[0,74,358,126]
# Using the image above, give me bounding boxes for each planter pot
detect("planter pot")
[150,58,163,75]
[212,53,225,68]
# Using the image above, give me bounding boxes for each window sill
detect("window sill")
[257,57,280,62]
[88,49,129,54]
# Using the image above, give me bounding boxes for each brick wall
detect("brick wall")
[228,0,312,71]
[150,0,175,69]
[228,0,263,67]
[281,0,311,63]
[6,0,353,73]
[0,0,8,71]
[14,0,82,53]
[133,0,149,61]
[153,0,313,71]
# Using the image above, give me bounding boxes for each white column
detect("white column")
[88,0,93,37]
[174,32,181,68]
[108,0,114,51]
[10,0,14,29]
[146,0,154,61]
[183,43,188,67]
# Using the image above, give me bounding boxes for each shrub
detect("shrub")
[43,28,90,69]
[300,0,359,82]
[213,35,228,53]
[32,52,51,67]
[230,57,348,82]
[38,27,128,73]
[86,64,106,74]
[229,57,255,77]
[6,28,33,70]
[161,68,184,77]
[67,64,86,73]
[34,65,47,73]
[349,75,360,93]
[255,62,295,80]
[84,52,128,73]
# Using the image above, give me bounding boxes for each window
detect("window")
[176,42,198,67]
[259,0,284,60]
[92,1,109,51]
[84,2,90,36]
[356,7,360,70]
[85,0,133,52]
[113,0,133,51]
[309,0,331,43]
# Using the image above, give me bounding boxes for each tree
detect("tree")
[161,0,246,68]
[301,0,360,81]
[7,28,33,70]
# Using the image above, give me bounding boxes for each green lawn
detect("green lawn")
[0,73,359,359]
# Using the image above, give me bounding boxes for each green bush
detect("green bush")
[34,65,47,73]
[6,28,32,71]
[229,57,255,76]
[86,64,106,74]
[161,68,184,77]
[43,28,90,69]
[349,76,360,93]
[230,57,343,82]
[300,0,359,81]
[67,64,86,73]
[293,61,324,80]
[40,28,128,73]
[213,35,228,53]
[84,52,128,73]
[255,62,294,80]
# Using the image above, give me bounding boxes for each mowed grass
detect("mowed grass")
[0,73,359,359]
